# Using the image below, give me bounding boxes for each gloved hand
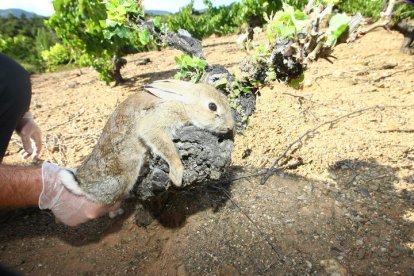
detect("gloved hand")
[16,112,42,160]
[39,162,121,227]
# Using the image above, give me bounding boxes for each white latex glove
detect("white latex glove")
[39,162,121,227]
[16,112,42,160]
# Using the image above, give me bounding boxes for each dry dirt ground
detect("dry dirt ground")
[1,28,413,275]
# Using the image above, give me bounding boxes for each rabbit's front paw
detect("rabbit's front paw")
[169,163,184,187]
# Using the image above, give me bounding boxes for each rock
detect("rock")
[239,38,304,83]
[176,264,188,276]
[369,184,379,191]
[357,248,366,260]
[381,63,398,70]
[359,188,370,197]
[67,81,78,89]
[217,264,240,276]
[135,58,151,66]
[304,79,313,87]
[320,259,348,276]
[134,204,155,227]
[356,239,364,246]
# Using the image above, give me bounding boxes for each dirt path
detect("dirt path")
[1,28,413,275]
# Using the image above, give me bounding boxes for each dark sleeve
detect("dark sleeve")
[0,53,32,161]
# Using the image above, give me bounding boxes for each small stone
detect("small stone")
[176,264,188,276]
[390,249,400,257]
[381,62,398,70]
[135,206,154,227]
[328,171,337,180]
[51,145,60,153]
[67,82,77,89]
[297,194,307,201]
[357,248,366,260]
[217,264,240,276]
[304,79,313,87]
[359,188,370,197]
[369,184,379,191]
[320,259,348,276]
[351,78,358,85]
[374,82,385,88]
[332,71,344,78]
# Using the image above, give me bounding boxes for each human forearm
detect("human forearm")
[0,164,42,207]
[0,162,122,226]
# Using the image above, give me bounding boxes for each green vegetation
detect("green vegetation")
[1,0,412,79]
[174,54,207,82]
[264,3,310,41]
[46,0,151,83]
[165,0,244,39]
[0,14,56,72]
[339,0,383,19]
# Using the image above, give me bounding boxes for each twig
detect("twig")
[364,174,389,184]
[282,92,316,105]
[212,185,286,264]
[44,133,68,165]
[360,20,390,35]
[46,109,86,131]
[314,63,405,83]
[260,105,388,185]
[373,67,414,82]
[232,158,304,181]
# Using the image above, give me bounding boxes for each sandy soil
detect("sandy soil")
[1,28,413,275]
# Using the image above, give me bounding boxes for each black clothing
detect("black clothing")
[0,53,32,161]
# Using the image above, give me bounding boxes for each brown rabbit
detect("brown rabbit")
[59,79,235,204]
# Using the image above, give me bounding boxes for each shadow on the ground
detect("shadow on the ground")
[0,158,412,274]
[121,68,178,88]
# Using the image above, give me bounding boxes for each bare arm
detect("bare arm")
[0,164,42,207]
[0,162,121,226]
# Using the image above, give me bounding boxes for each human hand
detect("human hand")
[39,162,121,227]
[16,112,42,160]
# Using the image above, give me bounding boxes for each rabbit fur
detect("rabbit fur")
[59,79,235,204]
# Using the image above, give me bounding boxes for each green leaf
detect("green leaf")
[288,73,305,89]
[326,13,350,47]
[138,29,150,45]
[153,17,162,28]
[114,26,130,38]
[215,77,228,87]
[103,29,113,39]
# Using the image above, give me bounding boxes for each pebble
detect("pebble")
[390,249,400,257]
[217,264,240,276]
[357,248,366,260]
[381,62,398,70]
[357,188,370,197]
[369,184,379,191]
[176,264,188,276]
[304,80,313,87]
[356,239,364,246]
[320,259,348,276]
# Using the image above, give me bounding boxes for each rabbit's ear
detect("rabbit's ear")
[144,79,198,104]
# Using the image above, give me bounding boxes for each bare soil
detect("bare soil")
[1,28,413,275]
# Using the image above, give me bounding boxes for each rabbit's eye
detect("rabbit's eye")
[208,102,217,111]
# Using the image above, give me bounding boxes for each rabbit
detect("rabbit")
[58,79,235,205]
